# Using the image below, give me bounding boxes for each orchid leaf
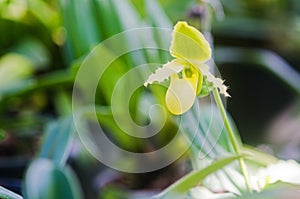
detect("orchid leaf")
[154,156,239,198]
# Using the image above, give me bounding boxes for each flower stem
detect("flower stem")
[212,88,252,192]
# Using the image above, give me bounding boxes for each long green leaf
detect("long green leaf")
[58,0,101,59]
[181,103,235,158]
[145,0,172,62]
[27,0,59,30]
[95,106,142,151]
[243,145,278,166]
[91,0,122,38]
[23,159,83,199]
[154,156,239,198]
[0,70,72,109]
[234,183,300,199]
[38,117,74,166]
[110,0,146,65]
[180,103,246,194]
[215,47,300,95]
[0,186,23,199]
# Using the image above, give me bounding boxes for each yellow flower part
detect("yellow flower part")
[144,21,229,115]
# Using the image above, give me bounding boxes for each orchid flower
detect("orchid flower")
[144,21,229,115]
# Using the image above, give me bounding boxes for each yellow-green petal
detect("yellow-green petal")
[144,59,183,87]
[165,73,199,115]
[170,21,211,62]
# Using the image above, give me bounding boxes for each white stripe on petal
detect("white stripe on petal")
[144,59,183,87]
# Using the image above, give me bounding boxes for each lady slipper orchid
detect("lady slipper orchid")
[144,21,229,115]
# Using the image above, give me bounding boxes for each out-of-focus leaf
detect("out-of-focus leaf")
[243,145,278,166]
[233,183,300,199]
[157,0,191,22]
[99,186,128,199]
[0,79,36,100]
[0,129,6,142]
[0,19,27,48]
[23,158,83,199]
[0,53,34,94]
[145,0,172,62]
[12,38,51,70]
[182,103,236,157]
[213,17,269,41]
[0,186,23,199]
[95,106,142,151]
[180,102,284,195]
[154,156,239,199]
[27,0,59,30]
[58,0,101,59]
[0,70,72,108]
[75,106,141,152]
[92,0,122,38]
[53,90,72,116]
[110,0,141,30]
[38,117,74,166]
[72,43,128,105]
[215,47,300,95]
[0,53,33,85]
[110,0,146,65]
[180,102,246,194]
[187,186,234,199]
[0,0,27,21]
[146,0,172,28]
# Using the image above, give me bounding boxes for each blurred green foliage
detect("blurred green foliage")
[0,0,299,198]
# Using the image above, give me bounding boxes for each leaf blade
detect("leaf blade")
[0,186,23,199]
[155,156,239,198]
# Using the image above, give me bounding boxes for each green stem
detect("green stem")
[212,88,252,192]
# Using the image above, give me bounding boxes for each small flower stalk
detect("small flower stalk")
[144,21,229,115]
